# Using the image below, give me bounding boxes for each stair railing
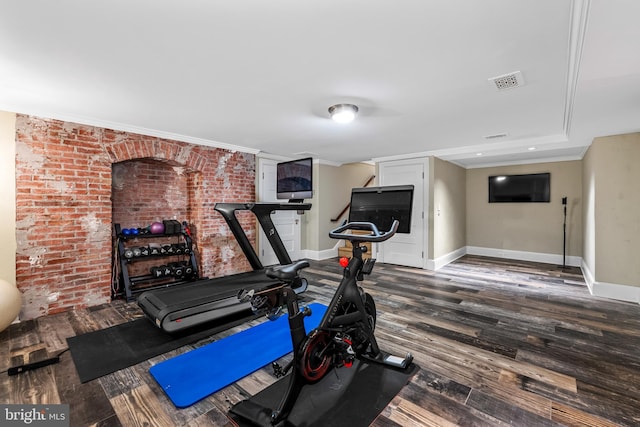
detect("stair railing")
[330,175,376,222]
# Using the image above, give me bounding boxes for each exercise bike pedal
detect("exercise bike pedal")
[250,295,269,311]
[272,362,284,377]
[266,306,282,320]
[237,288,254,303]
[271,361,292,378]
[361,258,377,275]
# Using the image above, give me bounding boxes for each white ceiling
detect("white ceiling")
[1,0,639,167]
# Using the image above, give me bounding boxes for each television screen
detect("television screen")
[488,173,550,203]
[276,157,313,201]
[349,185,414,233]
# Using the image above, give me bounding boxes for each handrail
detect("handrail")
[330,175,376,222]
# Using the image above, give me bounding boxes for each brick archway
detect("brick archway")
[106,135,208,174]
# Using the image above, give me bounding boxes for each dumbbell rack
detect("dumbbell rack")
[113,223,199,301]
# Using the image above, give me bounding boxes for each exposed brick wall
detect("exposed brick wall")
[15,115,256,319]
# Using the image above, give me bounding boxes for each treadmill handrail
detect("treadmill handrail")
[214,202,312,270]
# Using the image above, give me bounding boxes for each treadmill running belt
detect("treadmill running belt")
[138,270,282,333]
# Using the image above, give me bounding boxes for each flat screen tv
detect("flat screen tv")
[348,185,414,233]
[276,157,313,202]
[488,173,550,203]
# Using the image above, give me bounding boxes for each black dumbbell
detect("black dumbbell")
[184,263,194,277]
[162,265,172,276]
[170,262,185,278]
[150,265,166,278]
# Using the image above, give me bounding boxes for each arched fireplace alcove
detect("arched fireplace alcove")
[111,158,197,295]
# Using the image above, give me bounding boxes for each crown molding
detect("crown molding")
[564,0,591,136]
[4,105,260,155]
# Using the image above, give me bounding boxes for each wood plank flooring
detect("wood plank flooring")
[2,255,640,426]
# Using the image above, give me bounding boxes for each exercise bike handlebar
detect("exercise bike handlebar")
[329,219,399,243]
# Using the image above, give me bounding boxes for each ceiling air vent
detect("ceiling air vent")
[488,71,524,91]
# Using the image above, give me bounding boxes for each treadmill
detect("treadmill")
[137,202,311,333]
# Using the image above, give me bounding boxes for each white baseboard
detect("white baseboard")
[466,246,582,267]
[581,259,596,294]
[581,260,640,304]
[466,247,639,305]
[428,247,467,271]
[304,243,640,306]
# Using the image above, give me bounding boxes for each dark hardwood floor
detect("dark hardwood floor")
[2,255,640,426]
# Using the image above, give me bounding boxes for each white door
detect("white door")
[258,158,302,265]
[378,158,427,268]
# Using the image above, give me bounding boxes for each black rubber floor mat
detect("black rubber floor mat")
[230,359,419,427]
[67,310,259,383]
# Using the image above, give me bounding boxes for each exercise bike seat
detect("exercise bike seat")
[265,260,310,282]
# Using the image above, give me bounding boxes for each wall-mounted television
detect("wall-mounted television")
[349,185,414,233]
[488,172,550,203]
[276,157,313,202]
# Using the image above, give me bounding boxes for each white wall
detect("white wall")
[306,162,375,253]
[433,157,466,259]
[466,160,583,265]
[0,111,16,285]
[587,134,640,288]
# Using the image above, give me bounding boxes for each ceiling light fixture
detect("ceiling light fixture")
[329,104,358,123]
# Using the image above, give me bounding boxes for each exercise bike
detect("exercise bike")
[230,218,414,426]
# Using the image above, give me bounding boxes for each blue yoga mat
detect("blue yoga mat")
[150,303,327,407]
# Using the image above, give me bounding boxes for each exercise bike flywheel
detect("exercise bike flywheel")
[299,329,331,382]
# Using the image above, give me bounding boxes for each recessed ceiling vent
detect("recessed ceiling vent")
[488,71,524,91]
